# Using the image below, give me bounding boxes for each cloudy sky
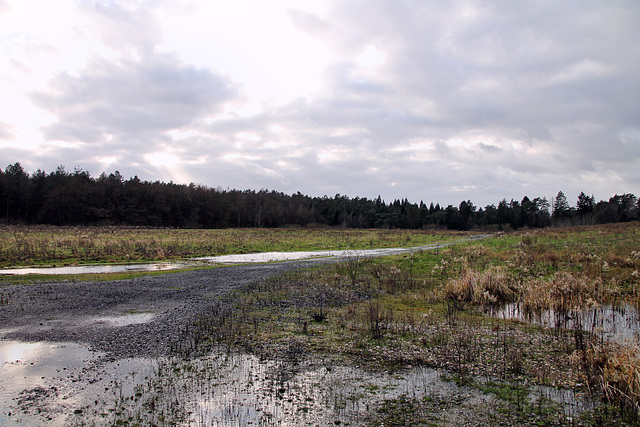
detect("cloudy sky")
[1,0,639,207]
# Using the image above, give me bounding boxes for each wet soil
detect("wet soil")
[0,260,331,360]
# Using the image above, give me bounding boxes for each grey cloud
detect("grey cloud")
[76,0,165,54]
[287,9,330,35]
[192,0,639,206]
[0,0,10,13]
[333,1,640,128]
[0,121,15,140]
[32,53,237,142]
[431,140,451,158]
[9,0,638,209]
[519,126,553,144]
[476,143,502,154]
[9,58,32,74]
[323,63,386,94]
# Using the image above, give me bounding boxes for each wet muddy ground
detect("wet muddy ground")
[0,240,606,425]
[0,260,334,424]
[1,261,327,360]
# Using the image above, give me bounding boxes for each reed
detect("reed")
[0,225,468,268]
[576,341,640,419]
[443,267,516,309]
[520,272,602,321]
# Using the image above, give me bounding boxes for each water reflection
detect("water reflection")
[0,340,101,426]
[0,239,474,276]
[194,247,413,264]
[87,312,156,327]
[0,339,153,426]
[0,262,188,276]
[494,302,640,341]
[76,350,590,426]
[1,338,590,426]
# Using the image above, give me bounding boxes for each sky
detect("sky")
[1,0,639,208]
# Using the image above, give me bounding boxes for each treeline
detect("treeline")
[1,163,638,230]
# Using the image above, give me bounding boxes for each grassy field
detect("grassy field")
[143,221,640,425]
[5,222,640,424]
[0,225,473,268]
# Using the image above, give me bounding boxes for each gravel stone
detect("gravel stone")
[0,260,332,361]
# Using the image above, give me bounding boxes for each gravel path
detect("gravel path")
[0,260,328,360]
[0,236,490,361]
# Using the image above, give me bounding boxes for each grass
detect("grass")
[159,221,640,424]
[0,225,472,268]
[0,263,222,286]
[7,222,640,424]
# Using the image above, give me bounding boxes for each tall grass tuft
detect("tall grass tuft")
[575,341,640,420]
[443,267,516,310]
[520,272,606,331]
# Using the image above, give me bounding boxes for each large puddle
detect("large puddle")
[64,349,589,426]
[494,302,640,342]
[0,333,596,426]
[0,262,189,276]
[0,237,486,276]
[0,337,159,426]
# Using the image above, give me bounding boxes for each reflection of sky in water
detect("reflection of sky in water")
[0,240,462,275]
[0,262,185,276]
[88,312,155,327]
[0,339,153,426]
[194,249,402,263]
[0,341,102,425]
[0,341,96,379]
[144,351,585,426]
[495,303,640,342]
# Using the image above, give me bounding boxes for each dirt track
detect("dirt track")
[0,260,327,360]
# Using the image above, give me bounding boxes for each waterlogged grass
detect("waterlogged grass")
[0,263,221,286]
[0,225,469,268]
[14,222,639,424]
[137,222,640,425]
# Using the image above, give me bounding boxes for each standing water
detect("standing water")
[0,238,484,276]
[494,302,640,342]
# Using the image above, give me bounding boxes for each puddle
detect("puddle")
[0,336,590,425]
[88,312,156,327]
[494,303,640,341]
[74,350,590,426]
[0,262,190,276]
[78,351,473,425]
[0,339,153,426]
[0,340,101,425]
[194,248,408,264]
[0,237,486,276]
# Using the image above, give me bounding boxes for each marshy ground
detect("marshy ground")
[1,224,640,425]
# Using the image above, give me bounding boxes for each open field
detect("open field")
[108,221,638,425]
[2,222,640,425]
[0,226,472,268]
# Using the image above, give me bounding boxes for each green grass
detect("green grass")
[61,222,639,425]
[163,222,640,424]
[0,263,222,285]
[0,225,473,268]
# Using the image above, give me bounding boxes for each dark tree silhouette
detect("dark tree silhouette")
[0,163,637,230]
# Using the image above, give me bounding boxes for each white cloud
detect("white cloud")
[0,120,15,139]
[0,0,639,207]
[31,53,237,142]
[146,151,180,168]
[548,59,611,84]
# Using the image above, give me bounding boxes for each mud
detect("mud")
[0,260,331,360]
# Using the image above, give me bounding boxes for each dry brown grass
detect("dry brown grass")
[0,225,465,267]
[575,341,640,417]
[520,272,603,319]
[443,267,516,309]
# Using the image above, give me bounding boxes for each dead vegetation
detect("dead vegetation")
[9,222,640,424]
